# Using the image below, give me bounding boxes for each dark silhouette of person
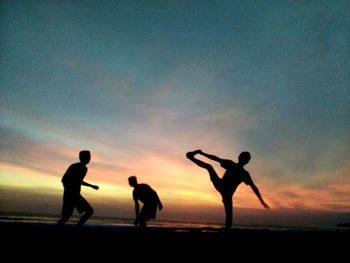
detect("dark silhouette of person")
[57,150,99,227]
[186,149,269,229]
[128,176,163,228]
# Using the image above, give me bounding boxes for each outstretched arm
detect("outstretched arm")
[199,151,226,164]
[250,182,270,209]
[82,181,99,190]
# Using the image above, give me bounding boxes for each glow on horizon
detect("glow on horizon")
[1,151,350,214]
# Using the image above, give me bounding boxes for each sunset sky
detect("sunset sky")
[1,0,349,227]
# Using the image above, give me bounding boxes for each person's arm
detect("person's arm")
[200,151,226,164]
[82,181,99,190]
[156,193,163,210]
[134,200,140,225]
[249,182,270,209]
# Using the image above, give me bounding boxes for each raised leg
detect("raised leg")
[186,151,222,191]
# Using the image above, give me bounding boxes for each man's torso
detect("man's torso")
[133,184,157,204]
[221,160,252,193]
[62,162,87,192]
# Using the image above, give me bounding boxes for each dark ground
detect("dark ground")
[1,221,349,261]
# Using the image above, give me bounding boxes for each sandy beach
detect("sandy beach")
[1,221,349,261]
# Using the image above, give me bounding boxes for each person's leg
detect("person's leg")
[186,151,222,191]
[138,206,149,228]
[76,196,94,227]
[57,192,74,226]
[222,196,233,229]
[57,208,72,226]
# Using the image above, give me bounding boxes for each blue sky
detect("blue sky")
[1,0,349,227]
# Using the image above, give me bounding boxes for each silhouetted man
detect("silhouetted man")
[128,176,163,228]
[57,150,99,227]
[186,150,269,229]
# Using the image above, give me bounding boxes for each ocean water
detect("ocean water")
[0,213,222,229]
[0,213,345,232]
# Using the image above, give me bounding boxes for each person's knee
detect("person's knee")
[204,164,215,173]
[86,207,94,216]
[209,169,219,182]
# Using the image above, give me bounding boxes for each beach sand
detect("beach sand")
[1,221,349,260]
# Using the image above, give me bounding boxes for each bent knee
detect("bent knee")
[86,207,94,215]
[205,165,216,174]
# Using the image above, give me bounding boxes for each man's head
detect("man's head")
[128,176,138,187]
[79,150,91,165]
[238,151,251,166]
